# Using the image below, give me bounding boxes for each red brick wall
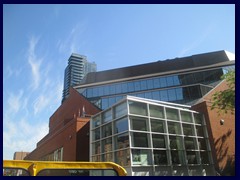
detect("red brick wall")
[25,87,100,161]
[191,80,235,175]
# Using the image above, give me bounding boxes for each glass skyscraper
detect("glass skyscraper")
[62,53,97,102]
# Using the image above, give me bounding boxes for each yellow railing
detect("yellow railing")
[3,160,127,176]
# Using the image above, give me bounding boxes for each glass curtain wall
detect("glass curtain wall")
[90,96,215,176]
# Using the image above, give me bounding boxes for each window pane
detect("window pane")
[168,89,176,101]
[109,85,116,95]
[102,138,112,153]
[102,98,109,110]
[140,80,147,90]
[200,151,210,164]
[153,150,168,165]
[151,119,165,133]
[196,126,204,137]
[152,134,166,148]
[93,128,100,141]
[182,124,195,136]
[147,79,153,89]
[132,132,149,147]
[171,150,185,165]
[103,153,113,162]
[166,108,179,121]
[114,118,128,134]
[87,88,93,98]
[102,123,112,138]
[127,82,135,92]
[160,77,167,87]
[114,102,127,119]
[186,151,198,164]
[175,88,183,100]
[122,83,128,93]
[149,104,164,118]
[132,149,151,165]
[129,101,148,116]
[166,76,174,86]
[131,117,148,131]
[92,115,101,128]
[194,113,203,124]
[181,111,193,123]
[198,138,207,150]
[115,84,122,94]
[169,136,183,150]
[153,78,160,88]
[103,110,112,123]
[168,122,181,134]
[184,137,196,150]
[134,81,141,91]
[115,133,129,149]
[152,91,160,101]
[93,141,101,154]
[160,90,168,101]
[115,149,130,167]
[173,75,180,86]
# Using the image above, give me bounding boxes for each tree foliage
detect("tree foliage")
[211,70,235,114]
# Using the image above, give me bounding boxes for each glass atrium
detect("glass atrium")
[90,96,215,176]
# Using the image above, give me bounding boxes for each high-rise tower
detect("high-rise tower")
[62,53,96,102]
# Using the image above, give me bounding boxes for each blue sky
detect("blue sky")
[3,4,235,160]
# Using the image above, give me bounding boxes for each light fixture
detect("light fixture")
[220,119,224,125]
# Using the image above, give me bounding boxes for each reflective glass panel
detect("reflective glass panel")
[129,101,148,116]
[102,138,112,153]
[160,90,168,101]
[182,124,195,136]
[115,133,129,149]
[114,102,127,119]
[181,111,193,123]
[131,117,148,131]
[194,113,203,124]
[132,149,151,165]
[184,137,196,150]
[149,104,164,118]
[169,136,183,150]
[151,119,165,133]
[132,132,149,147]
[168,89,177,101]
[153,150,168,165]
[102,123,112,138]
[115,149,130,167]
[152,134,166,148]
[103,110,112,123]
[168,122,181,134]
[166,108,179,121]
[186,151,198,164]
[140,80,147,90]
[171,150,185,165]
[114,118,128,134]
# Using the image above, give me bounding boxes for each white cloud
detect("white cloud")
[3,118,48,160]
[7,90,24,113]
[178,24,215,57]
[57,22,87,55]
[33,95,50,115]
[27,36,42,90]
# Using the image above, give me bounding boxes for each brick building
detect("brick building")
[25,87,100,161]
[191,80,235,175]
[13,152,29,160]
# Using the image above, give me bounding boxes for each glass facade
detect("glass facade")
[78,66,234,110]
[90,96,215,176]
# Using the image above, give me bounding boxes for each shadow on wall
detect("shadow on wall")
[214,129,235,176]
